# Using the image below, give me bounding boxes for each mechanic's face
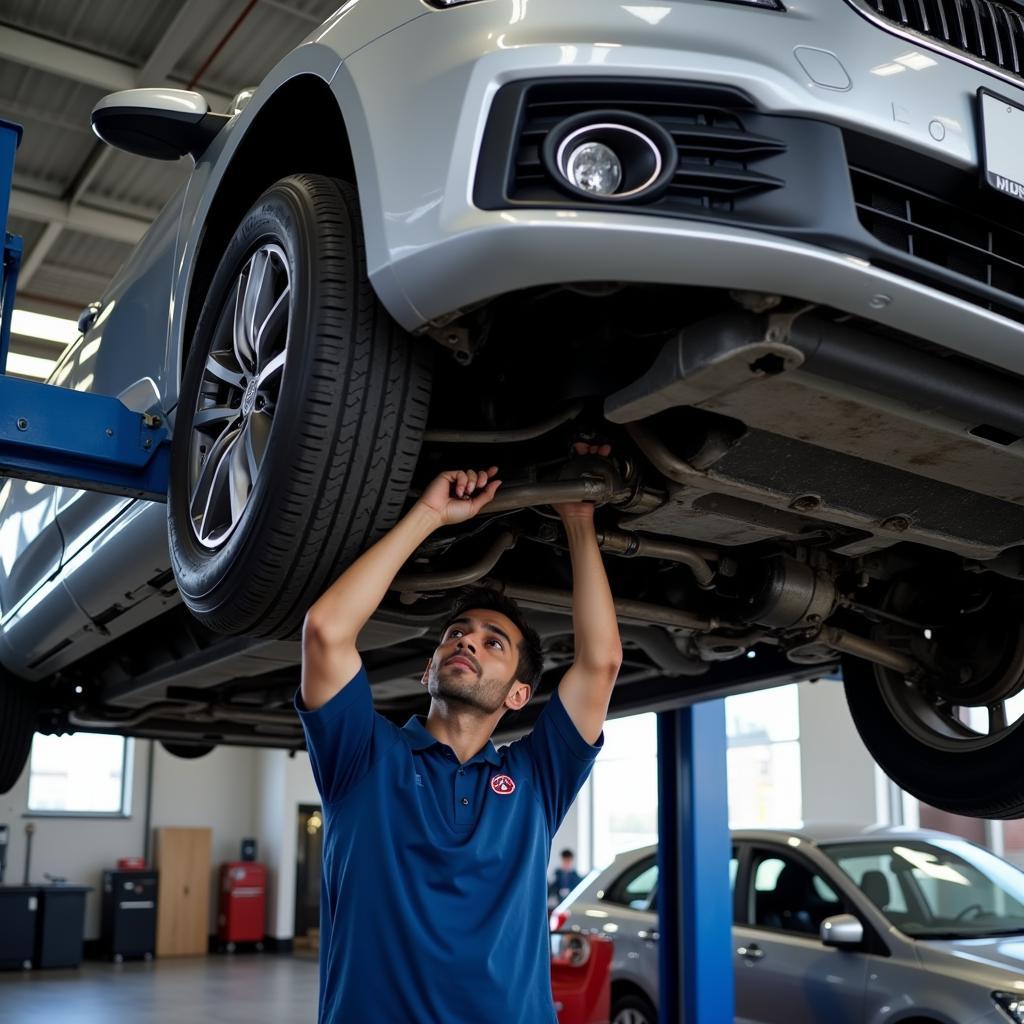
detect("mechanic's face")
[424,609,530,714]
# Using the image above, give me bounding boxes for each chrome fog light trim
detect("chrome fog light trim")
[543,110,677,203]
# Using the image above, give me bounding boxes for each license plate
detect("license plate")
[979,88,1024,202]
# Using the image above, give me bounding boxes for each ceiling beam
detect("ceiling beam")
[139,0,229,85]
[0,26,232,108]
[0,27,137,93]
[10,189,147,245]
[8,334,68,362]
[17,221,64,288]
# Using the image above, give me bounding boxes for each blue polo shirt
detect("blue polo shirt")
[295,664,602,1024]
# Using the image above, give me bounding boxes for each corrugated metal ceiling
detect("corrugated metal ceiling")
[0,0,343,377]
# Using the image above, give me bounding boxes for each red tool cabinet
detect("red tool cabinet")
[216,862,266,950]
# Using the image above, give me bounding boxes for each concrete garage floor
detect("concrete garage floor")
[0,955,320,1023]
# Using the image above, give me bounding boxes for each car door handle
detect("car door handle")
[736,944,765,961]
[637,930,659,942]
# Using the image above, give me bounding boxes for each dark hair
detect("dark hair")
[442,586,544,691]
[560,849,574,859]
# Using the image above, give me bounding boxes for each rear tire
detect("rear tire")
[844,654,1024,819]
[0,679,36,794]
[168,174,431,637]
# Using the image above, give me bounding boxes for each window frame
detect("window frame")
[24,733,133,819]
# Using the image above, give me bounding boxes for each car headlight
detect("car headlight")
[995,992,1024,1023]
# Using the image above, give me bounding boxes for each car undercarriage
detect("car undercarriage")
[40,280,1024,817]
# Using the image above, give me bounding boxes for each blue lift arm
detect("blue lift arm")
[0,117,171,502]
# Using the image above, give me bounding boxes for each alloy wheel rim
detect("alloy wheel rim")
[872,587,1024,752]
[188,242,291,550]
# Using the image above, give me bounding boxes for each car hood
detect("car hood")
[916,933,1024,983]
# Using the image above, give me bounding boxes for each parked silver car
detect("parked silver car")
[556,826,1024,1024]
[3,1,1024,817]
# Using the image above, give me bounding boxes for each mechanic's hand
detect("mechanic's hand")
[554,443,612,523]
[416,467,501,526]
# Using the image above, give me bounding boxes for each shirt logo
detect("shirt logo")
[490,774,516,795]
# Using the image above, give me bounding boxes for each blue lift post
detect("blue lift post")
[658,700,735,1024]
[0,117,171,501]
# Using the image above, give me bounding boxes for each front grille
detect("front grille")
[851,163,1024,319]
[861,0,1024,81]
[510,81,786,212]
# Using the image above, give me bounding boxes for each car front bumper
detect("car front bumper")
[335,0,1024,374]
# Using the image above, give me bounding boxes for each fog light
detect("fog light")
[543,111,677,203]
[566,141,622,195]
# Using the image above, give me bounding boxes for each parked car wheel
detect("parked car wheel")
[160,741,215,760]
[0,679,36,792]
[168,174,432,637]
[611,992,657,1024]
[843,578,1024,818]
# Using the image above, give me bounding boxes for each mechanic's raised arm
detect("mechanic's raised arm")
[301,467,501,711]
[554,445,623,745]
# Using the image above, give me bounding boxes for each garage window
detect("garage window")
[26,733,132,816]
[725,685,802,828]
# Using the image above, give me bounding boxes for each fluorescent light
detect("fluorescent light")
[6,351,58,380]
[10,310,79,346]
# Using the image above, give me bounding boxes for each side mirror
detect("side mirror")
[820,913,864,949]
[91,88,230,161]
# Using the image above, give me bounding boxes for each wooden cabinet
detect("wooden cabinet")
[154,827,212,956]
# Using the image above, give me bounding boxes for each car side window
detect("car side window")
[603,856,658,909]
[751,852,843,936]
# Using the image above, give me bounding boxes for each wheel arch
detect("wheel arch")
[181,74,356,376]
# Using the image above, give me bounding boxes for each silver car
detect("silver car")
[556,825,1024,1024]
[3,1,1024,819]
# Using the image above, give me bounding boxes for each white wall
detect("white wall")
[549,794,582,878]
[256,747,320,940]
[797,677,882,827]
[0,737,312,942]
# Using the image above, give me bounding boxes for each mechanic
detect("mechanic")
[550,847,583,907]
[297,451,623,1024]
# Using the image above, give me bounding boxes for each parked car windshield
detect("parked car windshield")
[823,838,1024,939]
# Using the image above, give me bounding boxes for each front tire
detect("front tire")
[169,175,431,637]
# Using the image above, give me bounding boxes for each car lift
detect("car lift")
[658,702,735,1023]
[0,118,171,503]
[1,115,742,1021]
